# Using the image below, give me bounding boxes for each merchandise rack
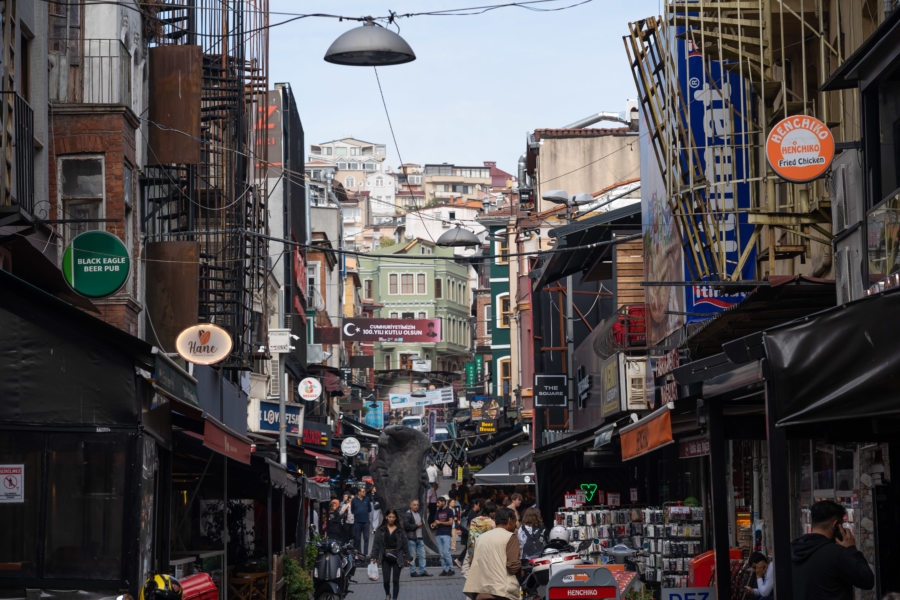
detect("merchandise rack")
[552,502,706,587]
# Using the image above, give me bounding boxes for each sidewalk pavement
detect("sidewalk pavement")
[350,568,466,600]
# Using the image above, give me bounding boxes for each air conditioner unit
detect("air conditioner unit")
[307,343,327,364]
[831,149,865,304]
[624,357,646,410]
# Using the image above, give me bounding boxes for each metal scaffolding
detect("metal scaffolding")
[625,0,876,282]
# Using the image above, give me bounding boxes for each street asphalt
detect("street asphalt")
[349,569,466,600]
[351,473,465,600]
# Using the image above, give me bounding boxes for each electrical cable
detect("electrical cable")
[141,114,650,228]
[372,66,438,245]
[38,0,594,24]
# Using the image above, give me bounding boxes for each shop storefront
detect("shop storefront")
[669,286,900,598]
[0,271,163,596]
[765,288,900,597]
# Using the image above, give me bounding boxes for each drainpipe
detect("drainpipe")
[562,112,630,129]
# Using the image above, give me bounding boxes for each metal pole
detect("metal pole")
[708,400,731,600]
[565,201,575,428]
[223,455,228,600]
[566,273,575,427]
[279,290,287,467]
[764,362,792,597]
[267,485,273,600]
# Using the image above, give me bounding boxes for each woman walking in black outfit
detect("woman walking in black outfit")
[371,510,410,600]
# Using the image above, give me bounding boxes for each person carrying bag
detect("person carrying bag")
[371,510,410,600]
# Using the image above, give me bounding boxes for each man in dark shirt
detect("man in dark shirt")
[791,500,874,600]
[432,495,455,575]
[350,487,372,555]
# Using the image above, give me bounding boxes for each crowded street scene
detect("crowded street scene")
[2,1,900,600]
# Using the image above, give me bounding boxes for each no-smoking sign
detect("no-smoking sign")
[0,465,24,503]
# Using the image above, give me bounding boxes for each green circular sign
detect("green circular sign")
[62,230,130,297]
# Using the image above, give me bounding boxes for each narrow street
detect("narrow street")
[350,571,465,600]
[4,2,900,600]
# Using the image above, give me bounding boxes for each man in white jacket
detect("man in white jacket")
[463,508,522,600]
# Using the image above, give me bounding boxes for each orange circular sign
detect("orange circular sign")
[766,115,835,182]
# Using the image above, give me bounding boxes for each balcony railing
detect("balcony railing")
[51,39,132,106]
[12,93,33,215]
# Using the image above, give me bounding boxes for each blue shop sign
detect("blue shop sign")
[258,399,303,434]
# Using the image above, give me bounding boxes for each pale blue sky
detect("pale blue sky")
[269,0,661,174]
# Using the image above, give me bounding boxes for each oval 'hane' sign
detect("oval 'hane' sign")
[175,324,233,365]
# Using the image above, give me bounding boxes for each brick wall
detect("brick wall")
[50,107,140,336]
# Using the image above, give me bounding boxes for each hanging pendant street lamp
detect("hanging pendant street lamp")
[436,224,482,248]
[324,18,416,66]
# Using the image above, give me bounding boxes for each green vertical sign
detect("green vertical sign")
[465,361,476,387]
[475,355,483,385]
[62,231,130,297]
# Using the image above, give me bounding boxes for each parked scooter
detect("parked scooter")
[600,542,647,596]
[313,538,361,600]
[601,542,647,574]
[521,527,586,600]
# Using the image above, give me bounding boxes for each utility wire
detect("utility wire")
[373,66,438,245]
[38,0,593,24]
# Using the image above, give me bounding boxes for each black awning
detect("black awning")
[766,287,900,437]
[0,269,153,426]
[531,203,641,291]
[467,426,527,457]
[340,415,381,440]
[821,7,900,91]
[472,443,534,485]
[266,458,299,497]
[683,276,836,359]
[532,425,600,462]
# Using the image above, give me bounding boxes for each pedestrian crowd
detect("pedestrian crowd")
[314,461,540,600]
[315,470,894,600]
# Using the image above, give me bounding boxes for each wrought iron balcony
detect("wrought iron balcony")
[50,39,133,106]
[13,93,34,215]
[0,92,34,216]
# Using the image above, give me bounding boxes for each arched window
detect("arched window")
[345,176,355,188]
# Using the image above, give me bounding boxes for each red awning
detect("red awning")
[203,417,252,464]
[301,448,339,469]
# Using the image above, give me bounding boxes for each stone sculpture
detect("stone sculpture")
[371,425,436,551]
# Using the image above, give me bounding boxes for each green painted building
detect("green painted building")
[358,239,471,389]
[478,215,512,401]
